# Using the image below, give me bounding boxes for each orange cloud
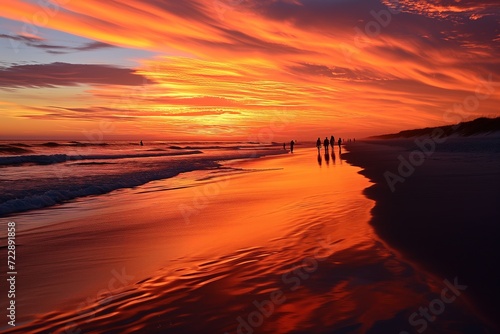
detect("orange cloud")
[0,0,499,139]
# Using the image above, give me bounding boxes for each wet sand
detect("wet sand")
[344,137,500,329]
[2,146,495,333]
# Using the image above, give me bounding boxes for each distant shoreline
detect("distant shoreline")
[370,117,500,139]
[344,137,500,329]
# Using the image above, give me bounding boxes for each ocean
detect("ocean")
[0,140,496,333]
[0,141,285,217]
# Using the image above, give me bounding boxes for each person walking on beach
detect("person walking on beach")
[283,142,286,150]
[323,137,329,153]
[140,140,143,146]
[290,140,295,153]
[316,137,321,152]
[330,135,335,150]
[337,137,342,148]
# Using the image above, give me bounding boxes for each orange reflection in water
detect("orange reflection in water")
[7,147,442,334]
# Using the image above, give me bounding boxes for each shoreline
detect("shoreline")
[2,146,496,333]
[344,137,500,328]
[2,148,373,327]
[0,141,286,218]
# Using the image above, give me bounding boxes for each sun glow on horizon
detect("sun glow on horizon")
[0,0,499,140]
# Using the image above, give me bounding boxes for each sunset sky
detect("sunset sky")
[0,0,499,140]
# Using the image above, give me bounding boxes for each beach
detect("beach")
[2,0,499,331]
[1,142,496,333]
[344,136,500,328]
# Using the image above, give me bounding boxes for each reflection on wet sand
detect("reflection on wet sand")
[4,149,491,334]
[318,146,342,166]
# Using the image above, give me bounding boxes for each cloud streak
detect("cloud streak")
[0,62,154,88]
[0,34,116,54]
[0,0,498,138]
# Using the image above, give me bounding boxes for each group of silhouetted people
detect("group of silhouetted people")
[316,135,342,153]
[282,136,353,155]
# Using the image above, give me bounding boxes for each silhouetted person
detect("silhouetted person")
[330,136,335,150]
[323,137,329,153]
[337,138,342,148]
[140,140,143,146]
[283,143,286,150]
[290,140,294,153]
[316,138,321,152]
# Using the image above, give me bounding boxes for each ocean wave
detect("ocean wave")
[0,145,33,155]
[169,144,275,150]
[10,143,32,147]
[0,159,218,217]
[40,141,60,147]
[39,141,110,147]
[145,148,167,152]
[0,151,202,166]
[181,145,240,150]
[0,148,285,217]
[68,141,109,147]
[69,162,116,166]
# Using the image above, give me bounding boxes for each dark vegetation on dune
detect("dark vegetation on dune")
[372,117,500,139]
